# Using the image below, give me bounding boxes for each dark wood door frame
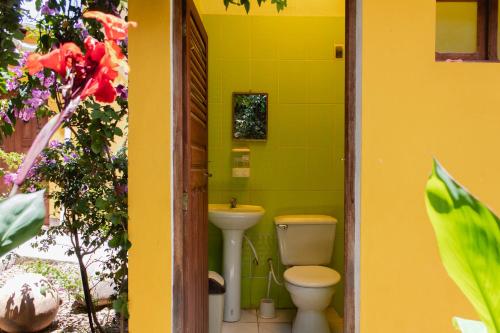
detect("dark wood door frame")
[172,0,360,332]
[344,0,360,332]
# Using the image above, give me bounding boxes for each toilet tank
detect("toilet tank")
[275,215,337,266]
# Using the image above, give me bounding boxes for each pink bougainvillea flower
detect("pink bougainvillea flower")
[83,11,137,41]
[26,43,83,76]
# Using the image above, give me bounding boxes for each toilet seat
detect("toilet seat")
[284,266,340,288]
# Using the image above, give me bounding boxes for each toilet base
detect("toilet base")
[292,309,330,333]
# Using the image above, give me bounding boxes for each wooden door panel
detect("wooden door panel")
[0,119,48,222]
[183,0,209,332]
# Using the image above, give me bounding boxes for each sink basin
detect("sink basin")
[208,204,265,230]
[208,204,265,322]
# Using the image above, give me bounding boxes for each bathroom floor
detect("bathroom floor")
[222,309,295,333]
[222,308,343,333]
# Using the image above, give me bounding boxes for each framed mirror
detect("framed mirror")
[232,93,268,141]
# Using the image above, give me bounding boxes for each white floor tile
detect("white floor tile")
[222,322,258,333]
[240,309,258,322]
[258,309,296,323]
[258,323,292,333]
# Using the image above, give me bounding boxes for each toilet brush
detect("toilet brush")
[259,259,282,319]
[259,271,276,319]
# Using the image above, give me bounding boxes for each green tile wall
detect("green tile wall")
[204,15,346,315]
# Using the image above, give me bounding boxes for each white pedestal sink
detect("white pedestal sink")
[208,204,265,322]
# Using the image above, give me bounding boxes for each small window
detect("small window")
[436,0,498,61]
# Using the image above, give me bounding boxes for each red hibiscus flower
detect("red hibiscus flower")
[83,11,137,41]
[79,36,126,103]
[26,43,83,76]
[25,11,134,104]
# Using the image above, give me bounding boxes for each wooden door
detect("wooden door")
[182,0,209,332]
[0,119,47,194]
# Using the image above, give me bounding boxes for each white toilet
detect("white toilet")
[275,215,341,333]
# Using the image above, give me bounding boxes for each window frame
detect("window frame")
[436,0,499,61]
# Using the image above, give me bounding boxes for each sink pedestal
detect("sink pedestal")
[222,229,244,322]
[208,204,265,323]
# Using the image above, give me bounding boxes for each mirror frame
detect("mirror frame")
[232,92,269,141]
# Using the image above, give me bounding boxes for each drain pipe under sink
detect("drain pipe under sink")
[243,234,259,266]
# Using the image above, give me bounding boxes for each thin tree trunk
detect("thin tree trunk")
[72,230,105,333]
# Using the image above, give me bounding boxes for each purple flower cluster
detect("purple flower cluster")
[74,20,89,39]
[116,85,128,99]
[16,88,51,121]
[35,71,56,88]
[41,1,57,16]
[49,140,62,148]
[3,172,17,186]
[0,111,12,125]
[6,79,18,91]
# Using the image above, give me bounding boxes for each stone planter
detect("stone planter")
[0,273,61,332]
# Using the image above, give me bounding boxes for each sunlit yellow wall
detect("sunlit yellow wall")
[361,0,500,332]
[200,0,344,16]
[128,1,171,332]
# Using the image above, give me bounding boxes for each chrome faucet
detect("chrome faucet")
[230,197,237,208]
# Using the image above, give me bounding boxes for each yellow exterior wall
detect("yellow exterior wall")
[361,0,500,332]
[128,1,172,332]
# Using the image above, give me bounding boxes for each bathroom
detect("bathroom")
[201,1,346,332]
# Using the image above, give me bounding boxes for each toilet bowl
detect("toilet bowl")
[274,215,340,333]
[284,266,340,333]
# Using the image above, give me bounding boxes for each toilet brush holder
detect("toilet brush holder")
[259,298,276,319]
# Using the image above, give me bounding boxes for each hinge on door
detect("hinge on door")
[182,23,187,37]
[182,192,189,211]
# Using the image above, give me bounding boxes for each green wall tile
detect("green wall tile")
[308,104,336,148]
[278,61,309,104]
[204,14,346,314]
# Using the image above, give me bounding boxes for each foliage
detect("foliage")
[0,0,25,74]
[24,259,83,301]
[0,190,46,257]
[233,93,267,140]
[0,147,24,198]
[0,148,23,173]
[0,1,130,331]
[224,0,287,13]
[425,160,500,333]
[24,138,129,296]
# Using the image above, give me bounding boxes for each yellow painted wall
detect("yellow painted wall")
[200,0,344,16]
[361,0,500,332]
[128,1,171,332]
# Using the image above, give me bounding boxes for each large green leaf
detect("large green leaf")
[425,160,500,333]
[0,191,46,257]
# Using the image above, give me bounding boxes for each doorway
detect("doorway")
[172,0,359,332]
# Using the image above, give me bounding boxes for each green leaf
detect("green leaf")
[453,317,488,333]
[0,191,46,257]
[243,0,250,12]
[91,140,102,154]
[95,197,108,209]
[113,127,123,137]
[425,160,500,333]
